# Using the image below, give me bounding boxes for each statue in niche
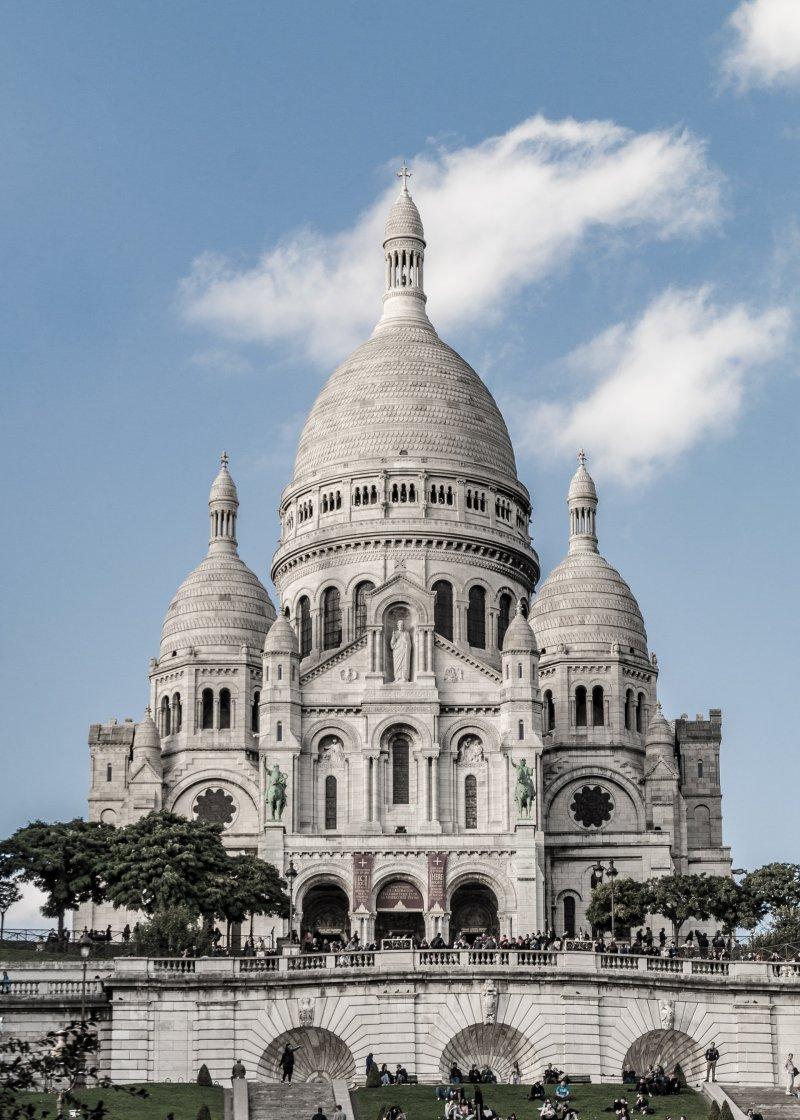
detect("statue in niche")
[319,736,345,767]
[511,757,536,818]
[458,736,485,765]
[298,996,314,1026]
[390,619,412,682]
[659,1000,675,1030]
[265,760,287,821]
[482,980,498,1024]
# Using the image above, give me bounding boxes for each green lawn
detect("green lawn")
[355,1083,707,1120]
[11,1083,224,1119]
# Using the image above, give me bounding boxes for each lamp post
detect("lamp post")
[285,860,298,946]
[593,859,619,941]
[75,937,91,1089]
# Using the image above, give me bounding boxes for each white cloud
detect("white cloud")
[180,115,722,366]
[721,0,800,90]
[514,287,790,482]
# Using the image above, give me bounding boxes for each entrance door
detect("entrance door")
[450,883,499,943]
[374,880,425,945]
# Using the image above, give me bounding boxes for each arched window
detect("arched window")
[694,804,711,847]
[160,695,171,737]
[636,692,645,733]
[353,581,374,638]
[433,580,454,641]
[172,693,182,734]
[325,775,337,830]
[251,691,260,733]
[201,688,214,730]
[297,596,312,659]
[592,685,605,727]
[518,719,524,740]
[106,763,113,782]
[392,735,410,804]
[467,586,486,648]
[322,587,342,650]
[575,686,587,728]
[276,720,283,743]
[497,592,513,649]
[544,690,555,732]
[697,759,704,779]
[563,896,576,938]
[219,688,231,730]
[624,689,634,731]
[465,774,478,830]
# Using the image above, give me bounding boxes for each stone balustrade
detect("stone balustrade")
[1,978,105,998]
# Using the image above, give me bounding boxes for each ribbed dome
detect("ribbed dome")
[160,552,276,658]
[384,189,425,242]
[646,704,673,747]
[292,323,518,484]
[134,708,160,751]
[209,455,238,503]
[568,463,597,502]
[531,550,647,657]
[263,611,298,654]
[502,603,538,653]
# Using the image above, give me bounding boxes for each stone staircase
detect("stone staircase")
[724,1085,800,1120]
[248,1080,338,1120]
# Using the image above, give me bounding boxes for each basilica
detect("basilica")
[81,176,731,944]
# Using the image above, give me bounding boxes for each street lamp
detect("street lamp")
[285,860,299,946]
[75,937,91,1089]
[593,859,619,941]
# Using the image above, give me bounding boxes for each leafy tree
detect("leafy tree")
[102,812,230,918]
[211,853,288,940]
[704,876,755,934]
[720,1102,734,1120]
[0,868,23,943]
[135,904,213,957]
[0,820,110,940]
[708,1099,721,1120]
[197,1063,213,1087]
[647,874,719,942]
[586,877,650,934]
[742,863,800,926]
[196,1106,212,1120]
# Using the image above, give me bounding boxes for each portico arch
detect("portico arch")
[440,1023,537,1082]
[259,1027,355,1083]
[622,1029,705,1084]
[299,880,351,945]
[450,882,499,942]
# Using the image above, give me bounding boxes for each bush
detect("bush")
[708,1100,721,1120]
[720,1103,734,1120]
[135,905,213,957]
[196,1107,212,1120]
[197,1063,213,1087]
[366,1063,382,1088]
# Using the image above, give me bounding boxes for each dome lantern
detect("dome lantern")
[209,451,238,553]
[568,449,599,555]
[376,164,431,332]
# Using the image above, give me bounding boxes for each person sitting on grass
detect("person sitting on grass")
[468,1065,482,1083]
[555,1079,571,1101]
[544,1064,561,1084]
[540,1101,557,1120]
[450,1063,464,1084]
[480,1065,497,1083]
[528,1081,546,1100]
[634,1093,652,1114]
[622,1065,637,1084]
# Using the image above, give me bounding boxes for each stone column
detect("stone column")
[371,757,379,824]
[431,756,439,821]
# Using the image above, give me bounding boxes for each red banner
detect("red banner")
[352,852,374,909]
[427,852,448,908]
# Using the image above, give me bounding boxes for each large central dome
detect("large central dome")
[291,322,518,485]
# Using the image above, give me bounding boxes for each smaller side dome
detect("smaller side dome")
[134,707,160,750]
[209,451,238,503]
[502,601,538,653]
[264,611,299,655]
[646,703,673,748]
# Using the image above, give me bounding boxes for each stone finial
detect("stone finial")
[396,162,412,191]
[220,450,229,469]
[578,448,587,467]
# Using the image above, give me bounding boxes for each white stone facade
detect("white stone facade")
[79,181,730,943]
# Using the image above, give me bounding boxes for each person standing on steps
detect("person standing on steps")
[331,1105,346,1120]
[785,1053,798,1095]
[704,1042,720,1082]
[311,1107,329,1120]
[279,1042,301,1082]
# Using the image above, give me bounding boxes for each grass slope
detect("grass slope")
[355,1084,708,1120]
[12,1083,224,1119]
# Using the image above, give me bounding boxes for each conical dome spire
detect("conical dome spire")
[502,599,538,653]
[375,164,431,333]
[646,702,673,747]
[568,449,599,554]
[209,451,239,554]
[132,706,162,770]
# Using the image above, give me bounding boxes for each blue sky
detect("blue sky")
[3,1,800,925]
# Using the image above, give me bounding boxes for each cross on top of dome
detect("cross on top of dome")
[577,448,587,467]
[396,162,412,191]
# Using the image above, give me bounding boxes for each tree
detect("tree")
[0,820,110,940]
[704,876,755,934]
[708,1100,721,1120]
[586,877,650,934]
[197,1063,213,1087]
[648,874,727,942]
[742,863,800,926]
[210,853,288,940]
[0,865,23,943]
[102,812,230,918]
[134,904,213,957]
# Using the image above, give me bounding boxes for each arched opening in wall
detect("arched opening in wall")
[201,688,214,730]
[322,586,342,650]
[562,895,576,938]
[592,685,605,727]
[467,586,486,649]
[497,592,513,649]
[450,882,499,944]
[625,689,634,731]
[439,1023,537,1083]
[160,695,171,737]
[251,691,260,733]
[636,692,645,733]
[544,690,555,732]
[298,596,312,659]
[464,774,478,829]
[105,763,113,783]
[353,581,374,638]
[693,804,711,847]
[575,686,587,728]
[374,880,425,944]
[219,688,231,730]
[622,1030,705,1085]
[433,579,453,641]
[324,775,337,830]
[172,692,182,733]
[259,1026,355,1084]
[300,882,350,947]
[390,732,410,804]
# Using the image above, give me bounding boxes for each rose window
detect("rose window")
[193,787,237,828]
[570,785,614,829]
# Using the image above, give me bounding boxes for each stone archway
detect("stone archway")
[259,1027,355,1083]
[623,1029,705,1084]
[300,882,350,946]
[374,879,425,944]
[450,882,499,943]
[440,1023,537,1082]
